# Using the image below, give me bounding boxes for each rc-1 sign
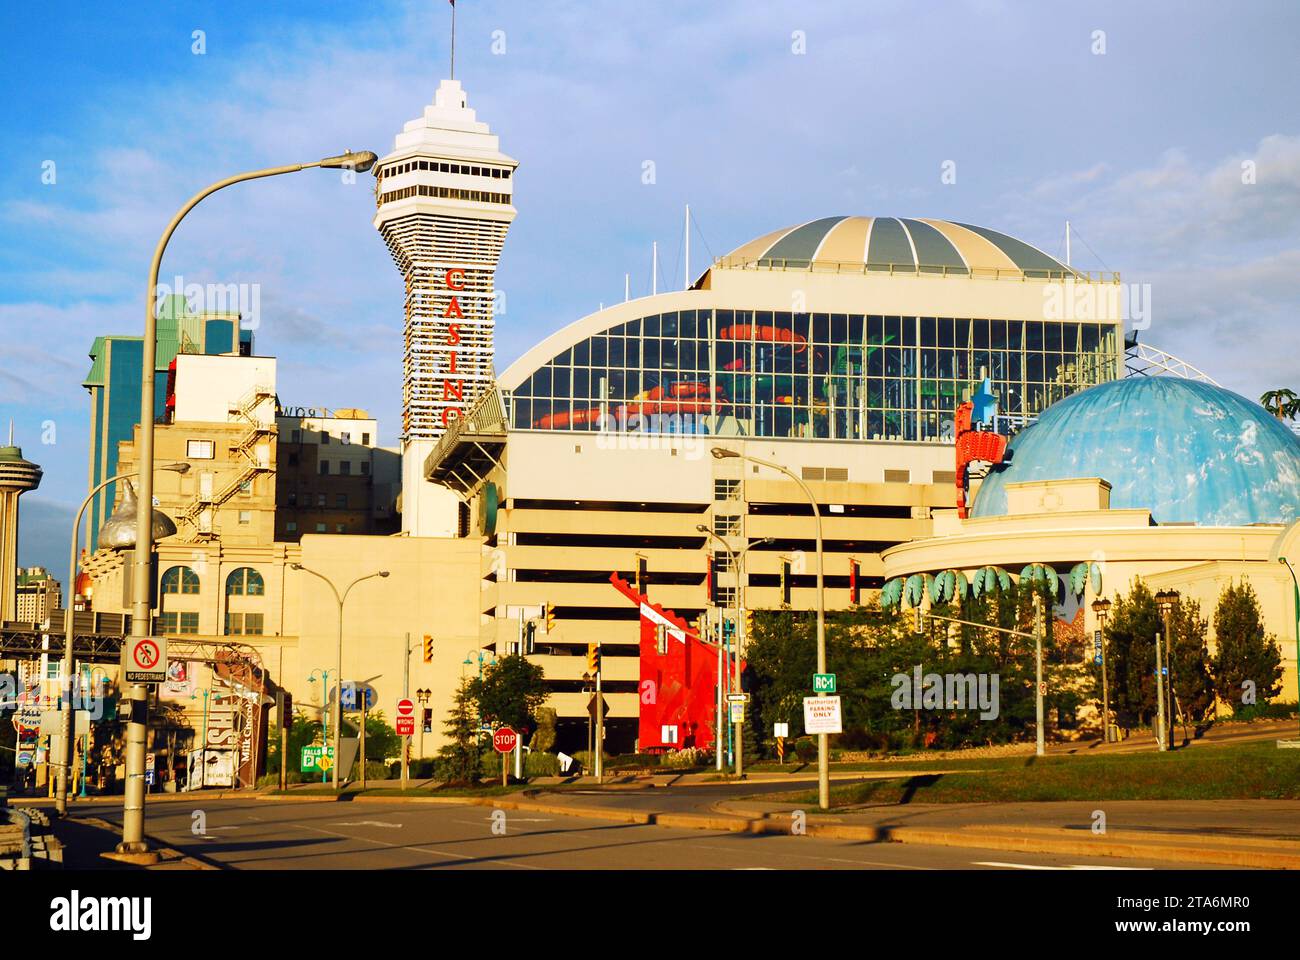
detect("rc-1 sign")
[812,672,837,693]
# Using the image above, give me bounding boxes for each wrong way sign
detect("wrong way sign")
[396,698,416,736]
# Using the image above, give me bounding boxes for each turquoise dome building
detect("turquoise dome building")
[971,378,1300,527]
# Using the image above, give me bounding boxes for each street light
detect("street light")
[712,446,829,810]
[697,524,772,777]
[290,565,388,789]
[1154,589,1180,751]
[56,462,189,817]
[416,687,431,761]
[121,150,377,855]
[1279,557,1300,741]
[1091,597,1113,743]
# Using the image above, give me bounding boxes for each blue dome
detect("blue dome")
[970,378,1300,526]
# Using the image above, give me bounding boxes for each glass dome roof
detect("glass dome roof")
[970,378,1300,526]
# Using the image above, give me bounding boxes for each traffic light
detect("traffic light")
[706,556,717,604]
[545,602,556,633]
[422,634,434,663]
[586,642,601,675]
[780,559,792,606]
[849,559,860,605]
[421,708,433,734]
[743,608,754,637]
[524,619,537,654]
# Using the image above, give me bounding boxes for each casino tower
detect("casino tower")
[373,79,518,536]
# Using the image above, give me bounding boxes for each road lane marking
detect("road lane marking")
[332,820,404,829]
[292,822,543,870]
[974,861,1152,870]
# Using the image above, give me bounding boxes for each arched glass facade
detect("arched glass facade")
[506,310,1120,442]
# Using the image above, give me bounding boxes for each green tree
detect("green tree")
[1099,580,1162,728]
[1212,579,1283,713]
[468,654,548,736]
[341,712,401,765]
[1167,596,1215,724]
[435,679,481,785]
[264,714,323,777]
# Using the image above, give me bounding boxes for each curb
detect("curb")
[487,795,1300,869]
[77,816,220,871]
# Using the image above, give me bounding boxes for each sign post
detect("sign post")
[493,726,518,786]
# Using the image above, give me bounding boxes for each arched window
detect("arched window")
[161,566,200,595]
[225,567,265,597]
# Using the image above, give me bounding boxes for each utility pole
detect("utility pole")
[401,632,410,792]
[595,644,604,783]
[277,647,287,792]
[359,686,368,789]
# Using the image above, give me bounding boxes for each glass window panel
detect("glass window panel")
[987,317,1008,348]
[1062,323,1080,354]
[551,366,570,398]
[954,319,970,348]
[920,316,936,347]
[1027,352,1044,383]
[571,368,589,398]
[867,345,884,376]
[884,315,901,346]
[532,368,552,396]
[660,312,678,338]
[900,317,917,346]
[607,337,624,367]
[623,317,640,337]
[1044,323,1062,352]
[848,314,864,346]
[1024,321,1043,351]
[973,319,989,349]
[679,310,698,340]
[643,338,660,369]
[661,338,678,369]
[866,314,883,346]
[1007,320,1023,350]
[589,336,607,368]
[921,348,938,378]
[937,317,954,348]
[624,338,640,368]
[572,339,589,366]
[643,314,661,338]
[830,313,848,345]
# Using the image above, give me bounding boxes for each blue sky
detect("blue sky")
[3,0,1298,575]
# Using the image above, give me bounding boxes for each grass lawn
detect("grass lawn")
[770,741,1300,806]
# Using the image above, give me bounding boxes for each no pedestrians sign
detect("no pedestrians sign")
[121,635,168,684]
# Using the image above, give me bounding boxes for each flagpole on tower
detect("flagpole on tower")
[449,0,456,80]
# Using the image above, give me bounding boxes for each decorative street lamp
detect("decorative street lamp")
[1091,597,1113,743]
[1154,589,1180,751]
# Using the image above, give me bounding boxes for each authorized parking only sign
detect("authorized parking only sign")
[802,696,843,735]
[121,635,168,684]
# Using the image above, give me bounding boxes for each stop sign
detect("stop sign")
[492,727,518,753]
[397,698,415,717]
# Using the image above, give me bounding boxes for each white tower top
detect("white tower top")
[385,79,516,167]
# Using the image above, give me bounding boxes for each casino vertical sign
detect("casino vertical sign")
[439,267,467,429]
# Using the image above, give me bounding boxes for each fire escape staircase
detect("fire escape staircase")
[178,383,276,542]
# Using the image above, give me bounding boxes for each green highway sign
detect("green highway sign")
[813,673,837,693]
[300,745,335,773]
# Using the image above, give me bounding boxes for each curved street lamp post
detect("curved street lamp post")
[291,565,388,790]
[119,150,377,854]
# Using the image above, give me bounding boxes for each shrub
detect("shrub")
[661,746,706,768]
[572,750,611,771]
[793,738,816,763]
[409,758,436,779]
[609,752,661,769]
[1226,701,1297,722]
[363,761,391,782]
[255,771,306,789]
[525,752,559,777]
